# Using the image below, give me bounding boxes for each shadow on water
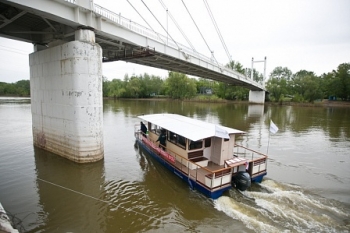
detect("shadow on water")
[215,179,350,233]
[29,147,107,232]
[131,144,224,232]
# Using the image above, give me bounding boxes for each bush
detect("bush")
[292,94,304,102]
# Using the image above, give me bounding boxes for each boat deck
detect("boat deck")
[171,157,234,192]
[135,131,267,194]
[174,160,224,184]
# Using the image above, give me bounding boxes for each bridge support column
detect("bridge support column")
[249,90,265,104]
[29,29,104,163]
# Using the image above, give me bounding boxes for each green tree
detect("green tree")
[246,68,264,83]
[15,80,30,96]
[137,73,164,97]
[333,63,350,100]
[102,76,110,97]
[196,78,213,94]
[270,66,293,81]
[221,60,249,100]
[149,75,165,95]
[125,76,142,98]
[266,67,293,101]
[108,79,126,98]
[292,70,323,102]
[165,72,196,99]
[266,77,288,102]
[225,60,245,73]
[0,80,30,96]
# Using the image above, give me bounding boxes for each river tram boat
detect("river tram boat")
[134,113,268,199]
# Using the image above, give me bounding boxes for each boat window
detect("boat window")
[150,124,161,135]
[168,131,176,142]
[189,140,203,150]
[167,131,186,149]
[205,138,211,147]
[177,135,186,148]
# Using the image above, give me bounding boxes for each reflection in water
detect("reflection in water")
[31,147,107,232]
[103,99,261,132]
[104,99,350,153]
[248,105,264,118]
[1,98,349,232]
[265,105,350,139]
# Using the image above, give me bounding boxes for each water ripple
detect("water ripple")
[215,179,350,233]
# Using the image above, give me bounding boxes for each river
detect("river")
[0,97,349,233]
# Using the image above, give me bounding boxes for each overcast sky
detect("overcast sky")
[0,0,349,83]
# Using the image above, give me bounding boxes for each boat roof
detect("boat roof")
[138,113,244,141]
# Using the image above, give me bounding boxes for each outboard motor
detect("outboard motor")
[232,171,251,191]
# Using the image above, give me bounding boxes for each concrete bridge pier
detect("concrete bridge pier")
[29,29,104,163]
[249,90,266,104]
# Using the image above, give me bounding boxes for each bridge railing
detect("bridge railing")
[66,1,263,88]
[92,4,218,65]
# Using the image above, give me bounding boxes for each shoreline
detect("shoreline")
[104,97,350,108]
[1,96,349,108]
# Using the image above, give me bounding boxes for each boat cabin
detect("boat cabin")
[136,114,267,198]
[139,114,244,167]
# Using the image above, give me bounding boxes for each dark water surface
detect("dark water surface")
[0,97,349,232]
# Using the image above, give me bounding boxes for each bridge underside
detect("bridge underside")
[102,48,259,89]
[0,0,263,91]
[0,0,265,163]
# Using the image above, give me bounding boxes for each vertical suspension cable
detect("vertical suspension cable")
[181,0,220,67]
[140,0,180,50]
[203,0,232,65]
[158,0,196,52]
[126,0,165,44]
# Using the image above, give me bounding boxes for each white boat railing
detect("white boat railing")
[134,125,233,190]
[234,144,268,176]
[234,144,267,161]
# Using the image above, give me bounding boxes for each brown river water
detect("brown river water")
[0,97,349,233]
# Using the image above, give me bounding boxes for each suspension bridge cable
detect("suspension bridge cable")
[140,0,180,49]
[0,45,30,55]
[203,0,232,65]
[180,0,220,66]
[158,0,196,52]
[125,0,165,44]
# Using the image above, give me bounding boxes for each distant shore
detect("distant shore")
[2,96,349,108]
[104,97,350,108]
[268,99,350,108]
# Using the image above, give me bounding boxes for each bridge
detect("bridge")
[0,0,266,163]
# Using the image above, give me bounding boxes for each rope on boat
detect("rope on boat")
[4,167,165,224]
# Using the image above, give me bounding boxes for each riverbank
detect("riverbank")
[2,96,349,108]
[268,99,350,108]
[104,97,350,108]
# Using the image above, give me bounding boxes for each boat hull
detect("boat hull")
[136,138,231,199]
[252,173,266,183]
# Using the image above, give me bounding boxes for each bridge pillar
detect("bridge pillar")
[249,90,265,104]
[29,29,104,163]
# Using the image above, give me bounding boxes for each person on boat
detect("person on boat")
[140,121,147,137]
[156,129,166,150]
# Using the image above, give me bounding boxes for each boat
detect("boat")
[134,113,268,199]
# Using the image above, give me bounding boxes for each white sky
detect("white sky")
[0,0,349,83]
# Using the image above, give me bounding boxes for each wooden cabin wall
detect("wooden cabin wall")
[220,135,235,164]
[210,135,236,165]
[167,141,187,159]
[211,137,222,165]
[228,135,235,158]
